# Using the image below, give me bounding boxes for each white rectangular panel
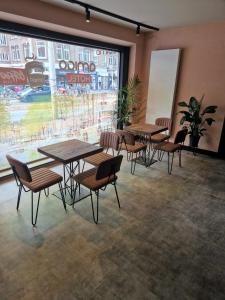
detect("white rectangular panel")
[146,49,180,126]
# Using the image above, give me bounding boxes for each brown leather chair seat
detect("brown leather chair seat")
[83,131,120,169]
[73,155,123,223]
[73,168,117,191]
[84,152,113,167]
[150,128,188,174]
[151,133,170,143]
[120,142,147,153]
[6,154,66,226]
[116,130,147,174]
[21,167,63,193]
[154,141,180,152]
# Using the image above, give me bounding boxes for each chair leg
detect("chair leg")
[179,150,182,167]
[72,182,78,207]
[131,153,137,175]
[31,191,41,226]
[149,148,157,167]
[130,152,135,174]
[58,182,67,211]
[82,161,85,172]
[159,150,165,161]
[44,188,49,197]
[90,190,99,224]
[143,148,147,164]
[63,164,66,195]
[168,152,174,175]
[16,185,22,210]
[114,183,120,208]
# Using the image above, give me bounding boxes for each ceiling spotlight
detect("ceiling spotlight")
[86,7,90,23]
[136,24,140,36]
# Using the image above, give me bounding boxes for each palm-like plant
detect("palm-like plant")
[178,95,217,147]
[114,75,141,129]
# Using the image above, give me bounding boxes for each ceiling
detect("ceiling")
[44,0,225,30]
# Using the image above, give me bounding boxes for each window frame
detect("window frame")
[11,44,20,61]
[36,40,47,59]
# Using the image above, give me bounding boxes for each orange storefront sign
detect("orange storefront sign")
[66,73,92,84]
[0,67,28,85]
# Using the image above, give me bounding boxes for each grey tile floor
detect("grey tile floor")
[0,151,225,300]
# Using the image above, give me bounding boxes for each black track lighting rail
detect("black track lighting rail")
[64,0,159,31]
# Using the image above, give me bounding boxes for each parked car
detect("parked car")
[19,86,51,102]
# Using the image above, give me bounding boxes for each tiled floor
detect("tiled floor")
[0,151,225,300]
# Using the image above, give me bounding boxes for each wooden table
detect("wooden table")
[125,123,168,136]
[125,123,168,166]
[38,139,103,204]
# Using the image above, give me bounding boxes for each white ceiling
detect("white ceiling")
[45,0,225,30]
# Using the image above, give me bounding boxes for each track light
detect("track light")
[65,1,159,31]
[85,7,90,22]
[136,24,140,36]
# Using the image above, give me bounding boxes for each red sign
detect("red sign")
[66,74,92,84]
[0,67,28,85]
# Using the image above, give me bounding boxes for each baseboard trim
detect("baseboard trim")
[183,145,223,159]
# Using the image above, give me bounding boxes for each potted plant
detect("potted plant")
[114,75,141,129]
[178,95,217,148]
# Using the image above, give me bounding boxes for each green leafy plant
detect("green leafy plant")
[114,75,141,129]
[178,95,217,147]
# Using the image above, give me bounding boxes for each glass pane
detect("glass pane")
[0,33,120,172]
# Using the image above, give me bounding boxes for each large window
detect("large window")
[0,32,120,172]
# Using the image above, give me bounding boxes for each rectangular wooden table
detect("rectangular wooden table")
[38,139,103,205]
[125,123,168,137]
[125,123,168,166]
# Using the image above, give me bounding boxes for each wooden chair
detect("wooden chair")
[150,128,188,174]
[73,155,123,224]
[83,131,120,169]
[151,117,172,144]
[6,155,66,226]
[117,130,147,175]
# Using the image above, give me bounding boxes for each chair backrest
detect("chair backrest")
[96,155,123,180]
[6,155,32,182]
[155,117,172,132]
[116,130,135,145]
[99,131,120,151]
[174,128,188,144]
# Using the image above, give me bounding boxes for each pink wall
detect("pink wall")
[141,22,225,152]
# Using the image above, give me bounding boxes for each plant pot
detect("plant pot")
[189,135,200,148]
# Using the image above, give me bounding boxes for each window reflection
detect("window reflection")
[0,33,119,172]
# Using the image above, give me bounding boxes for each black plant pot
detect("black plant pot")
[189,135,200,148]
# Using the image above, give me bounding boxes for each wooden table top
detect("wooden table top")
[38,139,103,164]
[125,123,168,136]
